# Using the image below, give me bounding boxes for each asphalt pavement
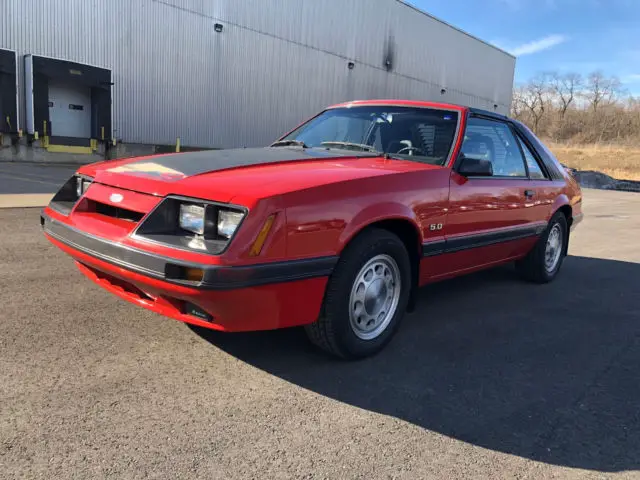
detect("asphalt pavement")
[0,162,77,194]
[1,189,639,479]
[0,162,78,208]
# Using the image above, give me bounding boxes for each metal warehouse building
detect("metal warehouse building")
[0,0,515,154]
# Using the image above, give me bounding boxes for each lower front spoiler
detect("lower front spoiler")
[45,234,329,333]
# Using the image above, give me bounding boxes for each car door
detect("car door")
[512,128,564,223]
[429,115,545,278]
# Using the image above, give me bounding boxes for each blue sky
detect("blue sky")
[410,0,640,94]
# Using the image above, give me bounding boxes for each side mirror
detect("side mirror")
[458,155,493,177]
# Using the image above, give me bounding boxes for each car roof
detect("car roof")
[327,99,467,112]
[326,100,511,121]
[467,106,509,121]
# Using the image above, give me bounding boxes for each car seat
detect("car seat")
[462,133,495,162]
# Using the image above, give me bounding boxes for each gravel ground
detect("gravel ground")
[1,189,639,479]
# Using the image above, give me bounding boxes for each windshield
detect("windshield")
[281,106,459,165]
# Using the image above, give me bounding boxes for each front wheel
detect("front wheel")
[305,228,411,359]
[516,212,568,283]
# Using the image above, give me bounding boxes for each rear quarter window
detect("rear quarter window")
[512,121,565,180]
[516,137,547,180]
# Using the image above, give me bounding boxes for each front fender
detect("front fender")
[284,196,424,259]
[338,202,421,253]
[282,169,448,259]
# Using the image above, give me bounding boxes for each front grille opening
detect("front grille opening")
[89,200,144,223]
[90,266,154,301]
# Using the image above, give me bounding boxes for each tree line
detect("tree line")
[511,71,640,144]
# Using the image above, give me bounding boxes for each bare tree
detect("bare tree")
[550,72,582,118]
[530,73,550,117]
[585,71,622,113]
[514,83,545,134]
[514,75,550,134]
[510,87,525,119]
[510,70,640,144]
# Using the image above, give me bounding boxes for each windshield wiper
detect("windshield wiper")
[270,139,308,148]
[320,141,379,153]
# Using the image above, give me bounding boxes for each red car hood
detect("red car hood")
[80,147,437,203]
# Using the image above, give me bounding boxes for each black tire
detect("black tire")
[304,228,412,359]
[516,211,568,283]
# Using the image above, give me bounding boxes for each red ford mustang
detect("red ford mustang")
[42,100,583,359]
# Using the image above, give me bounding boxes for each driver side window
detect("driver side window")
[461,118,527,177]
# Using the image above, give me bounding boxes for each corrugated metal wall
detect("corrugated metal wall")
[1,0,515,148]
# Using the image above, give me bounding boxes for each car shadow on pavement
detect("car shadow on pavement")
[189,255,640,473]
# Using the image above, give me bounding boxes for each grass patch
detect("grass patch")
[547,142,640,181]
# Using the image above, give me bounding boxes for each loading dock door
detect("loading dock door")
[0,49,18,133]
[25,55,112,140]
[48,80,91,138]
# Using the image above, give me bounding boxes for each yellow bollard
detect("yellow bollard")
[42,121,49,148]
[176,137,181,153]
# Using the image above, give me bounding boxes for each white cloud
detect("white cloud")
[500,34,568,56]
[496,0,617,9]
[497,0,524,9]
[622,74,640,84]
[496,0,557,9]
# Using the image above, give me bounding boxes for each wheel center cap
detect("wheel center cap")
[364,279,387,315]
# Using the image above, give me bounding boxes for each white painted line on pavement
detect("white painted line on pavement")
[0,172,61,186]
[0,167,71,182]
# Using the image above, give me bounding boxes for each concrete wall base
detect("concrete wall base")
[1,138,207,164]
[0,143,104,164]
[108,142,157,160]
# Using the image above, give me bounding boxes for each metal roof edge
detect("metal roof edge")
[394,0,517,60]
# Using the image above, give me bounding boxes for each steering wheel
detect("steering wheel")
[396,146,426,156]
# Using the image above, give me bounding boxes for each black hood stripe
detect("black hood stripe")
[106,147,377,180]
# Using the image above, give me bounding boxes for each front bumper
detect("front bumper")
[42,213,336,289]
[41,212,334,331]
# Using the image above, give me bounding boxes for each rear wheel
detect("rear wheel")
[305,228,411,359]
[516,211,568,283]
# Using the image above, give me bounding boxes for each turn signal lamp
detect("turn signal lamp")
[249,215,276,257]
[184,267,205,282]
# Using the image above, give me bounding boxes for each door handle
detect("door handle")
[524,190,535,199]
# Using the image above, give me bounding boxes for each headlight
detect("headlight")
[179,204,206,235]
[217,210,244,239]
[178,202,245,239]
[134,196,247,254]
